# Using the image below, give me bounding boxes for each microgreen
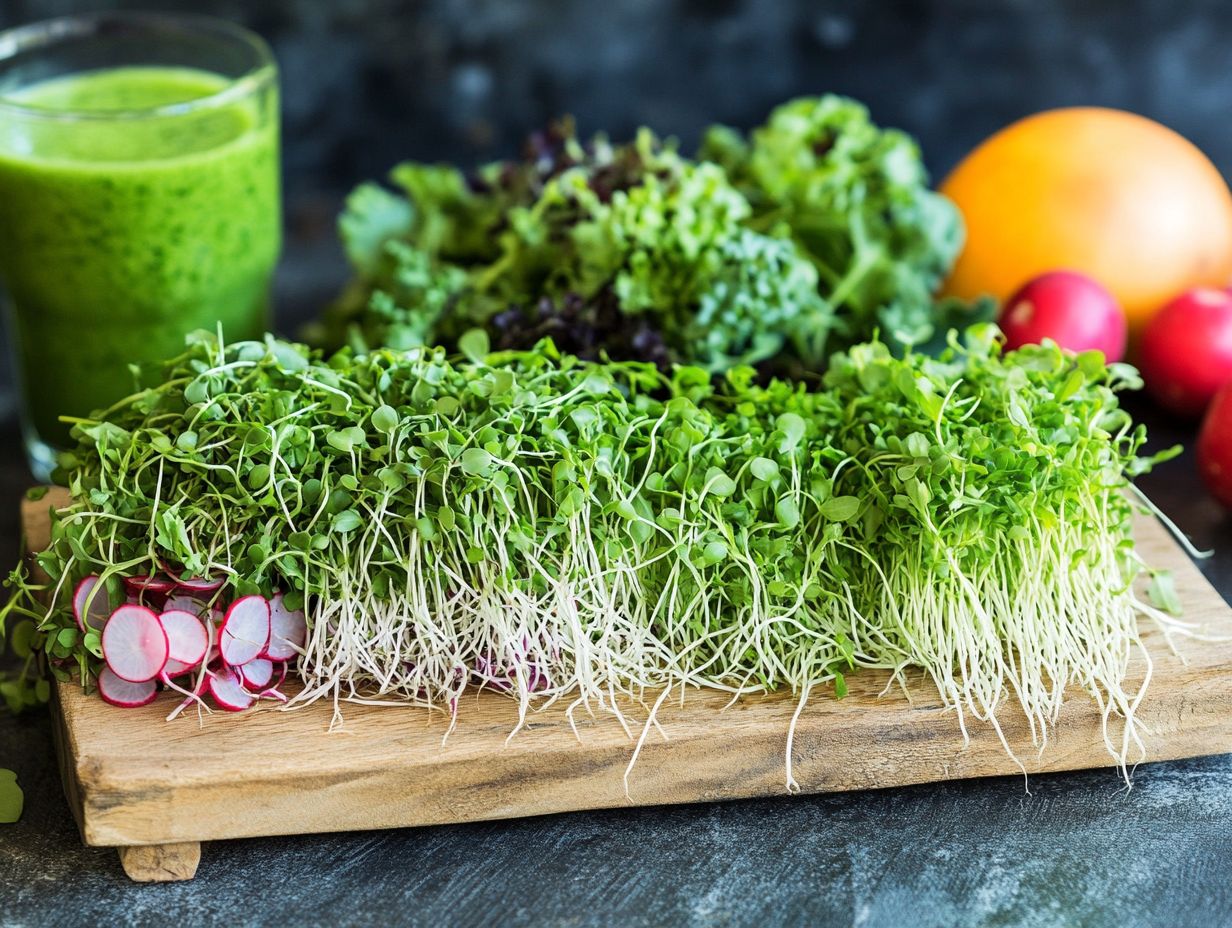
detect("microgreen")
[0,325,1187,779]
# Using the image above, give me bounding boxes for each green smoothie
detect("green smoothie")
[0,65,280,452]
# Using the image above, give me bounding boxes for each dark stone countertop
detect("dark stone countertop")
[1,370,1230,928]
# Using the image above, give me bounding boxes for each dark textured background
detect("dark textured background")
[8,0,1232,198]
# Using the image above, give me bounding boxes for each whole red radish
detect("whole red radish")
[1140,287,1232,417]
[998,271,1127,360]
[1198,380,1232,509]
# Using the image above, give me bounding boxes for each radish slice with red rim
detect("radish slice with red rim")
[162,657,198,678]
[264,593,307,661]
[72,575,112,633]
[175,576,225,594]
[219,595,270,666]
[123,575,177,596]
[160,562,225,594]
[97,666,158,708]
[209,666,255,711]
[258,664,289,700]
[101,605,169,683]
[159,610,209,665]
[237,657,273,690]
[163,594,209,616]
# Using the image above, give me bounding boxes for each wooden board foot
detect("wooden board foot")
[117,842,201,882]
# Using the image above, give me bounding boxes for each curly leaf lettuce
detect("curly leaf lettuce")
[319,96,975,370]
[701,95,968,353]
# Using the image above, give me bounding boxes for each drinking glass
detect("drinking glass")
[0,12,281,479]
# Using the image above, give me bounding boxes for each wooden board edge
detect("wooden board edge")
[27,485,1232,848]
[64,662,1232,847]
[49,682,88,845]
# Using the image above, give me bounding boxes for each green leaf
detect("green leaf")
[0,770,22,824]
[247,464,271,490]
[376,467,406,493]
[331,509,363,534]
[327,427,367,453]
[776,413,806,453]
[339,182,414,274]
[1147,570,1183,617]
[819,496,860,522]
[749,457,779,482]
[371,404,400,434]
[1057,369,1086,402]
[905,432,930,459]
[459,329,490,365]
[83,631,103,658]
[703,467,737,498]
[10,621,34,659]
[775,496,800,529]
[461,447,494,477]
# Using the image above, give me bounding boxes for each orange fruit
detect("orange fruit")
[939,107,1232,332]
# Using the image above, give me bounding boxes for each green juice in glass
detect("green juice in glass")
[0,64,280,463]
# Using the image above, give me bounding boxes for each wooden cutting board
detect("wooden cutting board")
[24,488,1232,882]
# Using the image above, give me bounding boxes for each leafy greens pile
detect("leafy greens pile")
[7,328,1185,773]
[308,96,987,374]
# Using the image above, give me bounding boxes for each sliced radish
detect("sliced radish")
[175,576,225,594]
[238,657,273,690]
[264,593,307,661]
[97,666,158,708]
[72,575,112,633]
[159,610,209,665]
[163,594,208,615]
[123,575,177,597]
[218,595,270,666]
[101,605,169,683]
[161,561,226,594]
[257,662,289,701]
[208,666,255,711]
[163,657,198,677]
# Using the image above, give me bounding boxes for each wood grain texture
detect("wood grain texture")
[117,842,201,882]
[24,487,1232,850]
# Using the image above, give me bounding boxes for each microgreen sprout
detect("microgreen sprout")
[2,325,1188,784]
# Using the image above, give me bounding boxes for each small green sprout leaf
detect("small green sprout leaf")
[0,770,22,824]
[331,509,363,534]
[458,329,490,365]
[461,447,494,477]
[371,404,400,434]
[819,496,861,522]
[1147,570,1183,616]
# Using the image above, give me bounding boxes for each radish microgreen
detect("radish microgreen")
[0,325,1188,778]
